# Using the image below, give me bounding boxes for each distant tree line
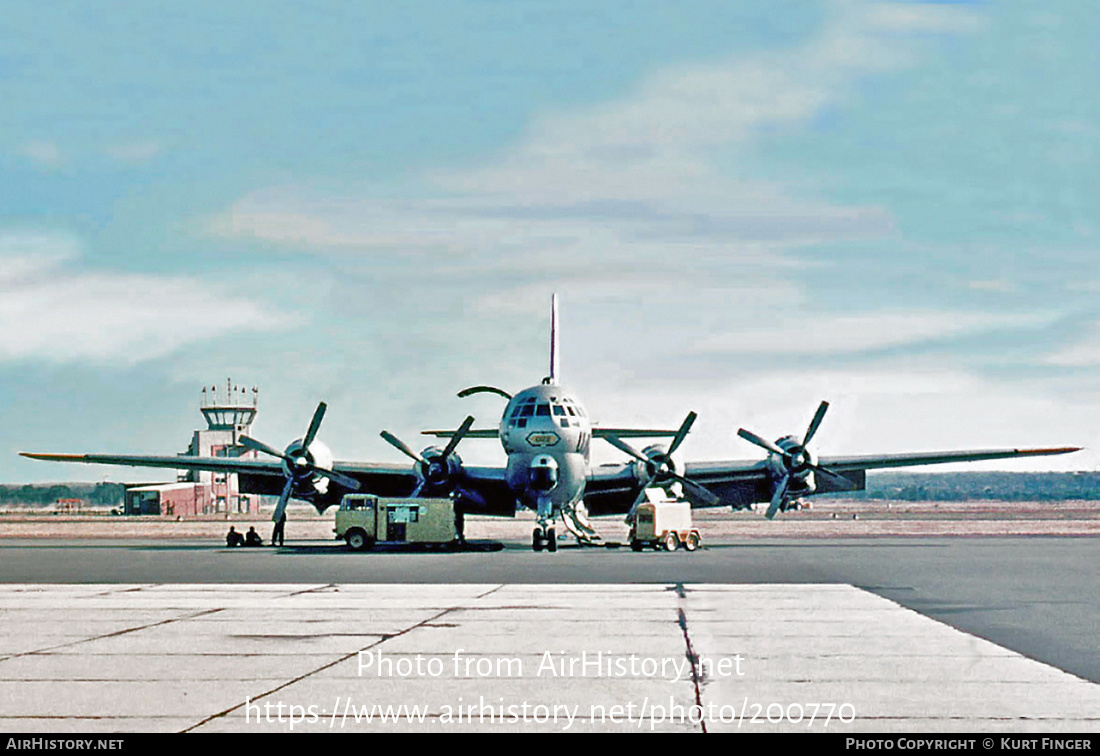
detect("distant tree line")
[3,473,1099,506]
[856,472,1100,501]
[0,482,127,507]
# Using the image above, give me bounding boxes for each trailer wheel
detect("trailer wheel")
[663,532,680,552]
[346,529,372,551]
[684,532,700,552]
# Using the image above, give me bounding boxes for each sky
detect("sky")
[2,0,1099,483]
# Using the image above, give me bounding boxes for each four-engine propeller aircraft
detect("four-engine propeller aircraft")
[22,295,1081,551]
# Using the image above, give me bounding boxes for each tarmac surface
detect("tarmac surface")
[0,581,1097,733]
[0,534,1097,733]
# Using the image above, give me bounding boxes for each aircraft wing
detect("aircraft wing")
[582,460,770,515]
[19,452,421,510]
[19,451,520,516]
[581,446,1081,515]
[815,447,1082,471]
[21,452,287,475]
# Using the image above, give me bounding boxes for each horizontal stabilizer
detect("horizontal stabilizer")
[421,427,684,439]
[592,428,681,439]
[422,428,499,438]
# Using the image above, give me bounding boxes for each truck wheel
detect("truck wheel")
[546,528,557,552]
[346,530,371,551]
[684,532,700,552]
[630,539,643,552]
[663,532,680,552]
[532,528,544,552]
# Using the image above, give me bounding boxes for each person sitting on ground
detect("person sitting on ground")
[244,526,263,547]
[226,526,244,547]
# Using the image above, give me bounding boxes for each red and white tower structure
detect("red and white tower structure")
[181,378,260,514]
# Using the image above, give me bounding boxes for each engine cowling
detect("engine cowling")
[281,439,334,496]
[767,435,816,493]
[417,446,464,492]
[631,444,685,492]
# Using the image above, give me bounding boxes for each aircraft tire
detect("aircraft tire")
[546,528,557,552]
[532,528,544,552]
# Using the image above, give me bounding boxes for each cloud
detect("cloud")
[104,140,162,164]
[968,279,1017,294]
[0,232,288,364]
[1044,324,1100,367]
[862,3,987,35]
[580,363,1091,472]
[208,1,987,265]
[693,310,1055,356]
[19,141,63,169]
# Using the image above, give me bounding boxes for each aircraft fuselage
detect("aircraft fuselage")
[498,383,591,519]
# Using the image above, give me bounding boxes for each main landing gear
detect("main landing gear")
[532,526,557,552]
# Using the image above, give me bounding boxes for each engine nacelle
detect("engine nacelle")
[281,439,334,495]
[528,454,559,492]
[630,445,685,496]
[768,434,815,492]
[417,446,464,490]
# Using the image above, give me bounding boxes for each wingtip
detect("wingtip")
[1019,446,1084,455]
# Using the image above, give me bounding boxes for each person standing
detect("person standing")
[272,513,286,547]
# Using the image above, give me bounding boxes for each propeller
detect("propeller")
[381,415,475,495]
[604,412,719,508]
[736,400,854,519]
[239,402,361,523]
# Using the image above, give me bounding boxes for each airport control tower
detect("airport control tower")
[180,379,260,514]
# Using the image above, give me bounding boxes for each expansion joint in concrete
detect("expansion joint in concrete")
[675,584,707,734]
[180,603,465,733]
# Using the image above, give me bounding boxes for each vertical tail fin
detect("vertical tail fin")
[549,293,560,385]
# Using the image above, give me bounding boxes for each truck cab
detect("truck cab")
[335,494,456,550]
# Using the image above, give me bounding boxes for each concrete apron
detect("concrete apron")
[0,584,1096,733]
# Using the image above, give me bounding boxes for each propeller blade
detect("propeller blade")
[675,474,720,507]
[312,467,362,491]
[765,475,790,520]
[380,430,425,463]
[302,402,327,449]
[666,411,697,457]
[737,428,788,457]
[453,486,487,509]
[809,463,856,489]
[239,435,288,461]
[602,434,649,463]
[803,401,829,447]
[273,478,294,523]
[673,475,717,506]
[441,415,475,459]
[631,473,657,506]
